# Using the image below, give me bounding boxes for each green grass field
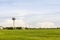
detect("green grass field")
[0,29,60,40]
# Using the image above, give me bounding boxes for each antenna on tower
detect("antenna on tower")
[12,17,16,29]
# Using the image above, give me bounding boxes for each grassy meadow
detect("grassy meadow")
[0,29,60,40]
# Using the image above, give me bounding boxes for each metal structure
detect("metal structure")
[12,17,16,29]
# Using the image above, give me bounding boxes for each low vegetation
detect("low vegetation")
[0,29,60,40]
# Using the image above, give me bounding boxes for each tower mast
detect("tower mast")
[12,17,16,29]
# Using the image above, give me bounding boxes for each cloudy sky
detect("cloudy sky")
[0,0,60,28]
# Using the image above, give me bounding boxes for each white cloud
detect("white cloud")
[0,19,12,27]
[15,19,28,27]
[0,19,28,27]
[36,21,57,28]
[0,9,59,28]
